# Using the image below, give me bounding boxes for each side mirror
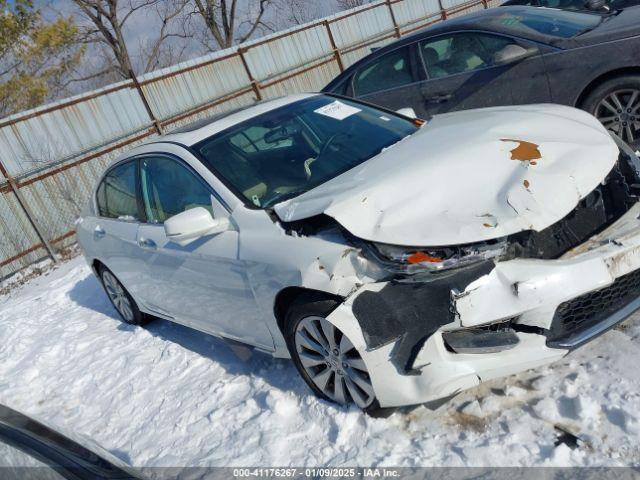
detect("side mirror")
[396,107,417,119]
[164,207,229,246]
[493,44,538,66]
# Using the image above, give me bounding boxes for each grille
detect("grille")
[547,268,640,345]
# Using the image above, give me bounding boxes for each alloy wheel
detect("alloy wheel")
[595,89,640,145]
[102,270,135,323]
[294,315,375,408]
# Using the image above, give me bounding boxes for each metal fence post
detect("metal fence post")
[238,48,263,101]
[438,0,448,19]
[386,0,401,38]
[0,160,58,263]
[324,20,345,72]
[129,70,164,135]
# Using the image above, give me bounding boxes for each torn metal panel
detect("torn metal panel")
[275,104,619,246]
[327,296,565,407]
[454,202,640,331]
[351,261,495,372]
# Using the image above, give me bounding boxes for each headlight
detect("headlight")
[371,239,508,274]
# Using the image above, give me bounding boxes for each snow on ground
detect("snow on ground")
[1,256,640,467]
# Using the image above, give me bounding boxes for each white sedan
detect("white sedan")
[76,93,640,413]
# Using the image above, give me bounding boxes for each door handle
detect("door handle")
[94,225,105,238]
[138,238,157,249]
[426,94,452,104]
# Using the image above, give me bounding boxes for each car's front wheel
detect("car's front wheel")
[285,298,380,412]
[583,75,640,147]
[99,266,147,326]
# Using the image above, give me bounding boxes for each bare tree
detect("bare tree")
[139,1,191,73]
[336,0,371,10]
[70,0,189,81]
[276,0,323,26]
[186,0,275,51]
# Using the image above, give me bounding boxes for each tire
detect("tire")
[98,265,148,326]
[581,75,640,147]
[284,295,391,415]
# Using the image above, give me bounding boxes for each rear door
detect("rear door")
[92,159,146,301]
[351,43,425,113]
[415,32,551,117]
[135,154,274,350]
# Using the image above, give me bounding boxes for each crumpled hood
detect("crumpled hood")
[274,104,619,246]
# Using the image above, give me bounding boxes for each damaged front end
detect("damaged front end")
[273,104,640,407]
[324,141,640,406]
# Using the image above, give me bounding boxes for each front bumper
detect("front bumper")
[327,202,640,408]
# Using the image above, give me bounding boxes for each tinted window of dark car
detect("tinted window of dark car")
[352,46,415,96]
[420,33,515,79]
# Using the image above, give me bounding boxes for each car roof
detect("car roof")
[155,93,318,147]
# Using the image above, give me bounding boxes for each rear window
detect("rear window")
[96,161,139,220]
[490,9,601,38]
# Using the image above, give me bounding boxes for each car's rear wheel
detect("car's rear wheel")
[99,266,146,326]
[285,297,383,413]
[582,75,640,147]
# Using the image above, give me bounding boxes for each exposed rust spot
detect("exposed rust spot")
[523,179,530,189]
[501,139,541,162]
[478,213,498,228]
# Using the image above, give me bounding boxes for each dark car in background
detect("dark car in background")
[322,6,640,145]
[501,0,640,12]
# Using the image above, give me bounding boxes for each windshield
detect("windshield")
[194,96,418,208]
[491,9,603,38]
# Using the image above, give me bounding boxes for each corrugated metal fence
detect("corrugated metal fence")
[0,0,496,279]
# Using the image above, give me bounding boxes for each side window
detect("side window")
[352,46,415,96]
[140,157,213,224]
[328,76,353,97]
[96,161,139,220]
[419,33,516,79]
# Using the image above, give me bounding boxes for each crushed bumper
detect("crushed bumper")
[327,202,640,408]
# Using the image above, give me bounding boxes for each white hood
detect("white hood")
[274,104,620,247]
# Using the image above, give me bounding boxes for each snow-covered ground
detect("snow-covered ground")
[1,256,640,467]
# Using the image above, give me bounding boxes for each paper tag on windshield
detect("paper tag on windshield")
[314,101,361,120]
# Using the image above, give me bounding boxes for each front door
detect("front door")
[135,155,274,350]
[415,32,551,117]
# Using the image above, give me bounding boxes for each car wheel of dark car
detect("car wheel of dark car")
[99,265,148,326]
[582,75,640,147]
[284,296,390,415]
